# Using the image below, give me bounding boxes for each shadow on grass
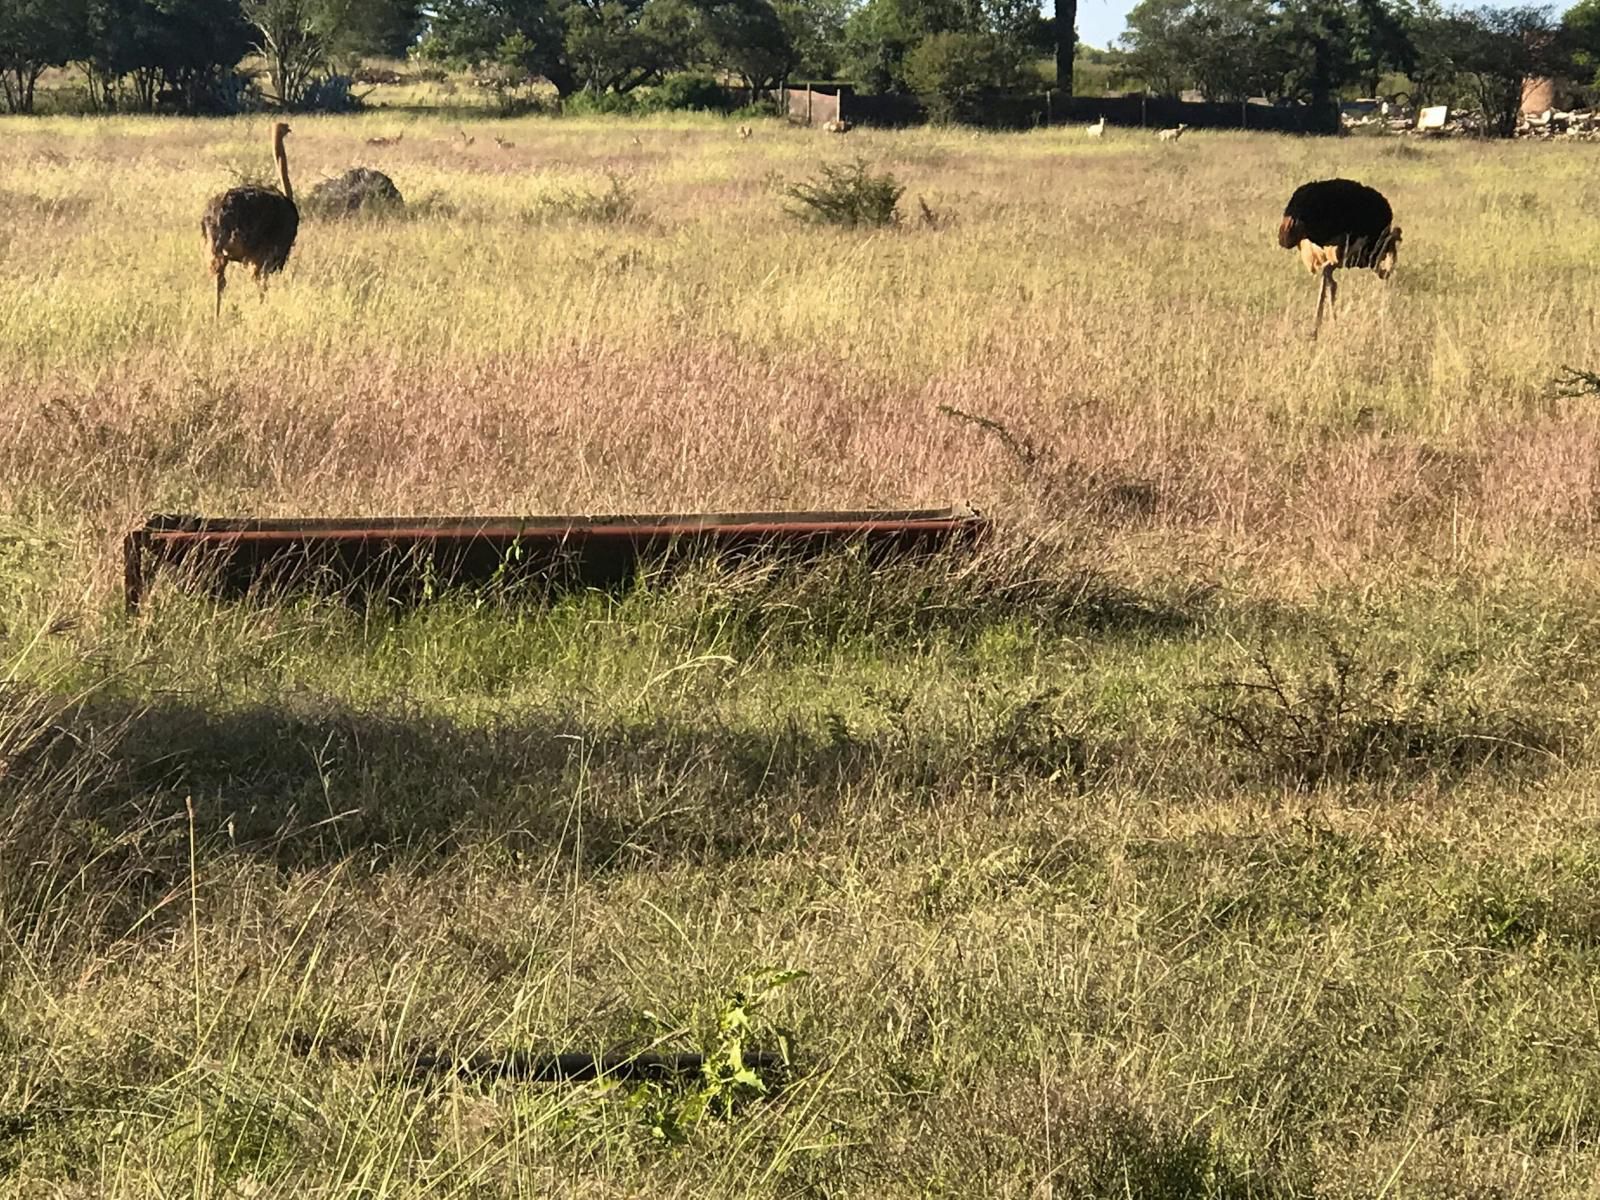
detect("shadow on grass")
[126,537,1206,649]
[0,674,1119,952]
[91,692,1109,864]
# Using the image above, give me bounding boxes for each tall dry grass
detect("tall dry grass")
[5,114,1600,1196]
[2,115,1598,598]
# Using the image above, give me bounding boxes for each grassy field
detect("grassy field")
[4,111,1600,1196]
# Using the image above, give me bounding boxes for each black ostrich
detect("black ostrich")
[1278,178,1401,339]
[202,122,299,321]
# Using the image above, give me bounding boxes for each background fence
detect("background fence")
[779,86,1337,134]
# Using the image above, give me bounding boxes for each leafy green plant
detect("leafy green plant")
[625,968,804,1145]
[698,968,802,1114]
[783,159,903,228]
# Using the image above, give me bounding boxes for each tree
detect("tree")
[902,27,1025,117]
[563,0,696,93]
[79,0,163,110]
[1271,0,1364,117]
[419,0,577,94]
[842,0,975,92]
[1348,0,1414,94]
[242,0,328,107]
[0,0,85,113]
[317,0,423,60]
[1566,0,1600,85]
[772,0,850,77]
[1118,0,1284,101]
[148,0,255,113]
[1413,4,1570,135]
[692,0,797,89]
[1054,0,1075,93]
[1115,0,1194,95]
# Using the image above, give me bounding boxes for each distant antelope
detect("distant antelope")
[366,133,403,147]
[1156,123,1189,142]
[738,124,752,139]
[493,135,515,150]
[822,118,852,134]
[1086,116,1106,138]
[455,128,475,148]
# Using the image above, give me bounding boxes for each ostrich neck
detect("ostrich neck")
[275,140,293,204]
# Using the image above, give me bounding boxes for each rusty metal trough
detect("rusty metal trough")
[123,506,990,611]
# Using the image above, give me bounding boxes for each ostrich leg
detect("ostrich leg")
[1312,264,1336,340]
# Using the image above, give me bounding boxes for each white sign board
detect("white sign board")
[1417,105,1449,130]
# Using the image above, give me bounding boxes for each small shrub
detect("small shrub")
[525,172,638,224]
[562,89,643,116]
[731,99,779,120]
[161,67,258,116]
[643,73,732,113]
[298,74,363,113]
[783,159,904,228]
[1198,638,1569,791]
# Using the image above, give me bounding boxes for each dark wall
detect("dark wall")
[834,89,1337,134]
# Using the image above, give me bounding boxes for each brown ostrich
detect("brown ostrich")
[201,122,299,321]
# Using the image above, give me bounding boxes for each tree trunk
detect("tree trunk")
[1055,0,1077,96]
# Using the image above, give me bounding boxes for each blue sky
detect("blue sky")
[1064,0,1139,50]
[1060,0,1584,53]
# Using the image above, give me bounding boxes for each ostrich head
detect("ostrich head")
[1374,226,1402,279]
[273,121,292,143]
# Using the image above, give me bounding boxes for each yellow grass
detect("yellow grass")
[5,113,1600,1197]
[4,114,1598,594]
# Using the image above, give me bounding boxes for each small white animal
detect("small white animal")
[1086,116,1106,138]
[822,118,852,134]
[1157,123,1189,142]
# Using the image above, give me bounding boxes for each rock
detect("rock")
[307,168,404,217]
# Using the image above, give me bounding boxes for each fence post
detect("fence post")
[806,87,813,125]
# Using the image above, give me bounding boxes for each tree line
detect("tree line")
[1118,0,1600,135]
[1,0,1596,133]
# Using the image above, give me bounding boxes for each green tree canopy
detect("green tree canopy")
[1412,3,1571,134]
[0,0,85,112]
[419,0,578,92]
[903,27,1026,116]
[1566,0,1600,84]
